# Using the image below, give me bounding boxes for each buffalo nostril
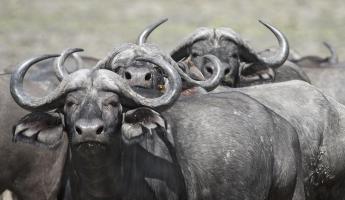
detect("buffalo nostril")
[145,73,152,81]
[96,126,104,135]
[125,71,132,80]
[206,66,213,74]
[224,68,230,75]
[76,127,82,135]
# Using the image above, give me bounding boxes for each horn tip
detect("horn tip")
[258,19,271,28]
[323,41,331,48]
[155,18,169,27]
[73,48,84,53]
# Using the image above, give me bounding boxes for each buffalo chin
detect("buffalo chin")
[73,141,109,156]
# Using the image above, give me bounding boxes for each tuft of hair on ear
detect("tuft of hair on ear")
[12,112,64,149]
[121,107,166,144]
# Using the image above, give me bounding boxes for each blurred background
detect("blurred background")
[1,0,345,71]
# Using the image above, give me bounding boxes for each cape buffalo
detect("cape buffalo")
[11,48,305,200]
[290,42,339,68]
[289,43,345,104]
[0,53,99,200]
[206,80,345,200]
[170,20,310,87]
[11,48,188,200]
[106,18,309,92]
[0,73,68,200]
[99,18,221,96]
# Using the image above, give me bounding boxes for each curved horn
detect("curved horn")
[323,42,338,64]
[219,21,289,70]
[137,18,168,45]
[99,55,182,110]
[72,52,83,69]
[174,54,222,91]
[94,43,136,69]
[10,54,77,111]
[255,20,289,68]
[55,48,84,81]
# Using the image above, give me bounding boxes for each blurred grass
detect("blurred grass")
[1,0,345,71]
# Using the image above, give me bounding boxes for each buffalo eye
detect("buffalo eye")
[113,66,123,73]
[66,101,74,107]
[65,97,78,109]
[103,97,119,108]
[107,101,118,107]
[191,52,199,57]
[229,53,239,59]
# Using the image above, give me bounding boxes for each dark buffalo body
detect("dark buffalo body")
[0,74,68,200]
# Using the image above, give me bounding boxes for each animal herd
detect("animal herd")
[1,18,345,200]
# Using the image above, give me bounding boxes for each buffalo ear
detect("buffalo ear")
[121,107,166,144]
[238,62,275,86]
[177,57,205,81]
[13,112,64,149]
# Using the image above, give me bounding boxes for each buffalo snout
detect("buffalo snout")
[73,118,106,144]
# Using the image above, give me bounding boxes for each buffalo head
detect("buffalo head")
[170,20,290,87]
[10,48,186,198]
[98,18,223,94]
[290,42,339,68]
[11,48,182,148]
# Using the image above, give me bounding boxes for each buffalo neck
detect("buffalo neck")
[70,145,123,200]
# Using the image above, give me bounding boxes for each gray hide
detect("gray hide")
[0,74,68,200]
[290,43,345,104]
[11,67,305,200]
[125,91,306,200]
[219,80,345,200]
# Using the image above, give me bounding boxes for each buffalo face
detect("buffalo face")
[189,41,240,87]
[171,21,289,87]
[108,57,165,95]
[63,90,122,152]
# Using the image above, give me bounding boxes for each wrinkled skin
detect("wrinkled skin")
[0,74,68,200]
[212,80,345,200]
